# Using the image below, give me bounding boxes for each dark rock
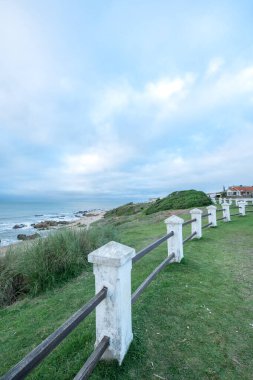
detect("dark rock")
[13,224,26,229]
[32,220,71,230]
[58,221,70,225]
[32,220,57,229]
[75,211,87,216]
[17,233,41,241]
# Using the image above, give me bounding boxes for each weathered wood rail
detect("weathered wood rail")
[2,201,251,380]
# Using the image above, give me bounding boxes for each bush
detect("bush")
[105,202,148,217]
[0,225,117,307]
[145,190,212,215]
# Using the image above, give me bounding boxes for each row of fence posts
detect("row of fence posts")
[87,201,249,365]
[4,201,251,380]
[214,197,253,206]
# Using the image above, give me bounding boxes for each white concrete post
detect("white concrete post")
[222,203,231,222]
[164,215,184,262]
[88,241,135,364]
[238,202,246,216]
[228,199,233,205]
[189,208,203,238]
[206,205,217,227]
[219,198,223,204]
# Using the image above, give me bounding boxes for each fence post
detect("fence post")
[219,198,223,204]
[238,202,246,216]
[189,208,203,238]
[88,241,135,364]
[164,215,184,262]
[206,205,217,227]
[222,204,231,222]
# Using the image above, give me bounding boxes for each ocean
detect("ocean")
[0,197,131,247]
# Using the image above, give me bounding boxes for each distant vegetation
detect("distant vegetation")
[105,190,212,218]
[0,225,117,307]
[104,202,148,218]
[145,190,212,215]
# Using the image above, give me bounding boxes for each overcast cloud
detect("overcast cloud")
[1,0,253,200]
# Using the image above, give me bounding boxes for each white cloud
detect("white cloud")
[206,57,224,77]
[90,82,132,125]
[1,1,253,198]
[39,122,252,197]
[90,74,195,130]
[62,138,133,180]
[0,1,78,147]
[131,127,253,191]
[145,78,186,101]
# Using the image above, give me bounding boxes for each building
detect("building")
[207,192,222,199]
[149,197,159,202]
[226,185,253,197]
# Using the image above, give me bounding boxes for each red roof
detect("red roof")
[229,186,253,192]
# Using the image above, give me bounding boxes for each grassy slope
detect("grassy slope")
[104,202,148,217]
[145,190,212,214]
[0,209,252,379]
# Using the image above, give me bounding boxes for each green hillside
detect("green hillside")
[145,189,212,214]
[104,202,148,217]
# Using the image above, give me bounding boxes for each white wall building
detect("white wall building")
[226,185,253,197]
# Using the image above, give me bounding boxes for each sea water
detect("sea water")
[0,198,130,247]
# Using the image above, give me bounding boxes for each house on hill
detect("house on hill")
[226,185,253,197]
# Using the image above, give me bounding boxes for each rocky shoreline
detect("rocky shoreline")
[0,210,105,255]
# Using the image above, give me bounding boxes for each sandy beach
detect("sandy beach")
[0,210,105,256]
[69,210,106,228]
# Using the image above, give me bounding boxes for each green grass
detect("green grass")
[145,189,212,215]
[0,224,117,307]
[104,201,149,218]
[0,210,252,379]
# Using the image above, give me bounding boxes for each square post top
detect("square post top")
[190,208,203,215]
[164,215,184,225]
[207,205,217,211]
[88,241,135,267]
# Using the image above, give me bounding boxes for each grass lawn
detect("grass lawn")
[0,209,252,379]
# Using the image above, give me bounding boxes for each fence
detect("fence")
[213,197,253,206]
[2,201,252,380]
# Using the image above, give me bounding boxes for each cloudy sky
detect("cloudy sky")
[1,0,253,200]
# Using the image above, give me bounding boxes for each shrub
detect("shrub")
[145,190,212,215]
[0,225,117,307]
[104,202,148,217]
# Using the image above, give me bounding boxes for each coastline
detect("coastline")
[0,210,105,256]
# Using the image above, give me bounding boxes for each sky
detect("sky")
[1,0,253,201]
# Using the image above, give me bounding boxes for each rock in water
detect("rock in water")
[13,224,27,229]
[17,233,41,241]
[31,220,71,230]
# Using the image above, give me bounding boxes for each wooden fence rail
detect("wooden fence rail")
[2,201,251,380]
